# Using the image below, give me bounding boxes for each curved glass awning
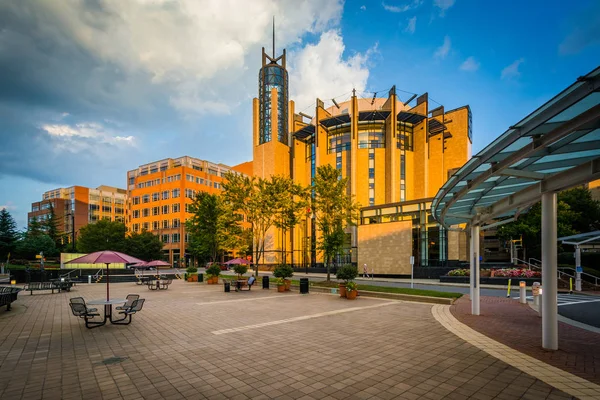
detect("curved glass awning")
[432,66,600,228]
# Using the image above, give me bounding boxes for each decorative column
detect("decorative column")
[541,192,558,350]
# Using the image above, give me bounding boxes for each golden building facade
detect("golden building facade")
[126,156,249,267]
[252,42,471,272]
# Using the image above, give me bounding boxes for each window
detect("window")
[162,191,169,200]
[143,222,149,230]
[90,214,98,222]
[185,189,196,199]
[172,219,180,228]
[152,192,159,202]
[152,221,160,230]
[128,177,135,185]
[152,207,160,216]
[172,204,180,213]
[186,174,194,182]
[196,177,204,185]
[214,182,220,189]
[172,233,180,243]
[32,205,39,212]
[172,188,180,198]
[133,223,140,233]
[142,194,149,203]
[185,203,192,213]
[162,234,170,243]
[150,166,158,174]
[163,220,169,229]
[369,168,375,179]
[103,196,112,203]
[115,207,124,214]
[358,124,385,149]
[208,168,218,176]
[185,233,190,243]
[89,204,99,211]
[133,210,140,219]
[142,208,149,217]
[102,205,111,213]
[132,197,140,205]
[162,205,169,214]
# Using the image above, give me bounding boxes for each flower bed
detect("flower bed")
[446,268,540,278]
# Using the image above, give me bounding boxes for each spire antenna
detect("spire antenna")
[272,16,275,56]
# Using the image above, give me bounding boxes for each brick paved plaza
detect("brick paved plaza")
[0,281,579,399]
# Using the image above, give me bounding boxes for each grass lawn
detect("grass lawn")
[312,280,462,299]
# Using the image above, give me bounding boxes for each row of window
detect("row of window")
[132,219,182,232]
[133,189,181,204]
[133,174,182,188]
[89,204,124,214]
[132,203,185,218]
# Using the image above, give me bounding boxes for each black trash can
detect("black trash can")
[300,278,309,294]
[224,281,230,292]
[262,275,269,289]
[198,273,203,283]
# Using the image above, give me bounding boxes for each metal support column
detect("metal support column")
[575,246,582,292]
[471,225,480,315]
[541,192,558,350]
[469,227,474,300]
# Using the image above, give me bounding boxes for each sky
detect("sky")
[1,0,599,230]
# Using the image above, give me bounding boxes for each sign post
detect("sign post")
[410,256,415,289]
[575,247,583,292]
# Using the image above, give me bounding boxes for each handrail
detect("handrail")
[528,258,542,267]
[60,270,78,279]
[511,258,540,271]
[93,268,103,280]
[558,266,600,287]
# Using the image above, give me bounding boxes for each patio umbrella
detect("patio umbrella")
[224,258,250,265]
[130,261,148,268]
[144,260,171,268]
[66,251,144,301]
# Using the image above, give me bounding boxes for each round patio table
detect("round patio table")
[87,298,127,324]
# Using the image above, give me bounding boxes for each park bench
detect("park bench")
[24,281,71,295]
[113,299,145,325]
[224,276,255,292]
[0,286,21,311]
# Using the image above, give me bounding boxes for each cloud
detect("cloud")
[382,0,423,13]
[0,202,17,211]
[361,5,366,11]
[459,56,479,72]
[434,36,451,59]
[289,30,374,111]
[501,58,525,80]
[433,0,456,17]
[558,11,600,55]
[404,16,417,34]
[0,0,349,188]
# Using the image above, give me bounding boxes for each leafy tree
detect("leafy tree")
[15,234,58,259]
[125,230,163,261]
[0,209,19,261]
[77,219,128,253]
[186,192,245,264]
[313,165,359,281]
[268,176,310,264]
[497,187,596,259]
[222,173,276,275]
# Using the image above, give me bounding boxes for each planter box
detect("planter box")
[440,276,540,285]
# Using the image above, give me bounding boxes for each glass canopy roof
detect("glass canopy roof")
[432,66,600,228]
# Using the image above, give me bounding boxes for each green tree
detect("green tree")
[186,192,244,263]
[27,216,45,237]
[77,219,128,253]
[267,176,310,264]
[15,234,58,259]
[0,209,19,261]
[313,165,359,281]
[498,189,588,259]
[125,230,163,261]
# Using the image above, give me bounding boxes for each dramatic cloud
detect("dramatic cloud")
[382,0,423,13]
[434,36,451,59]
[434,0,456,16]
[459,56,480,72]
[289,30,374,111]
[404,16,417,34]
[501,58,525,80]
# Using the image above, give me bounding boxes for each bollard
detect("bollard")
[519,281,527,304]
[506,279,512,298]
[538,289,543,317]
[88,275,92,284]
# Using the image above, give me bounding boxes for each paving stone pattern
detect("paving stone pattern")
[451,296,600,386]
[0,282,574,399]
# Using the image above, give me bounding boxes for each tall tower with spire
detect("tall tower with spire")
[253,17,293,180]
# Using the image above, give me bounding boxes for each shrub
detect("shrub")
[233,264,248,277]
[336,264,358,282]
[206,264,222,277]
[273,264,294,280]
[186,266,198,274]
[345,281,357,292]
[448,268,469,276]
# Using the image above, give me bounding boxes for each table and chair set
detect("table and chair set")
[137,275,173,290]
[69,294,145,329]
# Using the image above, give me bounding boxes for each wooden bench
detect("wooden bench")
[224,277,256,292]
[24,281,70,295]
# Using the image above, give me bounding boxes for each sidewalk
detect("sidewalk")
[450,295,600,386]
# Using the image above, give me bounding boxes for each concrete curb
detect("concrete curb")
[291,285,456,305]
